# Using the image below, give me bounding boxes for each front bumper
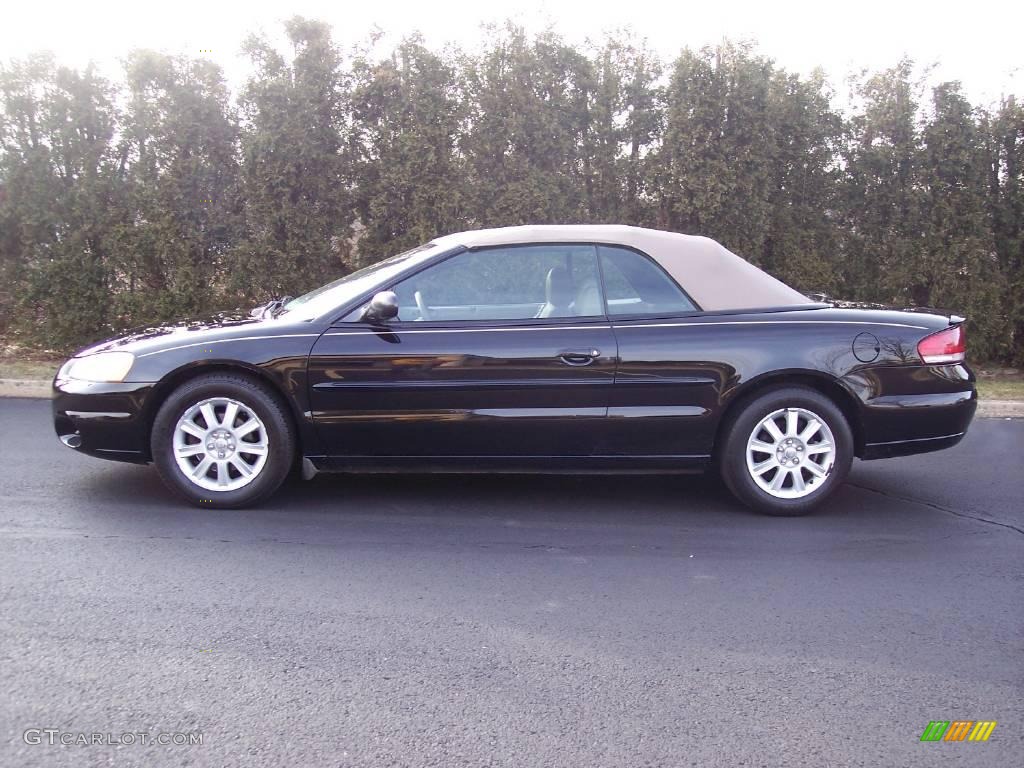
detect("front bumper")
[52,378,156,464]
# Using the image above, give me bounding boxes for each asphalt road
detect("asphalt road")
[1,398,1021,768]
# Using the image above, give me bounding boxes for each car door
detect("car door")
[597,245,725,459]
[306,243,617,463]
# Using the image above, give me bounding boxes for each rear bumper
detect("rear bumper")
[861,429,969,460]
[52,378,156,464]
[859,382,977,460]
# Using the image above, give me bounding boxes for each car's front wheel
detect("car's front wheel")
[151,373,295,508]
[719,386,853,515]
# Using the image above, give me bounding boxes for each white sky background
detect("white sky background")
[1,0,1021,107]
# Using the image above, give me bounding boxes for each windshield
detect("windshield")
[278,242,448,321]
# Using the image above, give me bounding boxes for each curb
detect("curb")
[2,377,1022,417]
[0,378,51,399]
[977,399,1024,418]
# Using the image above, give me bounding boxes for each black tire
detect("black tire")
[150,373,296,508]
[718,386,853,516]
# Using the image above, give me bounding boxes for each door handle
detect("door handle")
[558,349,601,366]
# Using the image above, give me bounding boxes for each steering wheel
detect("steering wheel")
[414,290,432,321]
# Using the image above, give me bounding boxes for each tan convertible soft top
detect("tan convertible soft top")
[431,225,809,311]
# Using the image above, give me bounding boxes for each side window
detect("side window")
[599,245,696,316]
[390,245,603,322]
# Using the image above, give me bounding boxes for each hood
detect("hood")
[73,310,269,358]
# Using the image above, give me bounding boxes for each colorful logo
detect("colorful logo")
[920,721,997,742]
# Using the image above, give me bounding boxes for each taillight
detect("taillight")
[918,325,965,364]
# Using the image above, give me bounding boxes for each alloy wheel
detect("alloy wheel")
[745,407,836,499]
[173,397,269,492]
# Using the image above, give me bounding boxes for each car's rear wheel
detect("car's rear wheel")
[719,386,853,515]
[151,373,295,508]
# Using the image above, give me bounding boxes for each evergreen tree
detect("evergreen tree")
[619,40,664,227]
[233,17,349,299]
[656,43,777,261]
[841,60,924,302]
[984,98,1024,363]
[918,82,1001,359]
[760,69,844,295]
[0,55,122,347]
[460,25,592,225]
[116,51,240,324]
[349,36,466,263]
[0,25,1021,361]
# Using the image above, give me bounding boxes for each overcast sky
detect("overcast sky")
[2,0,1021,106]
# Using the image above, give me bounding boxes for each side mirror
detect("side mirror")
[362,290,399,323]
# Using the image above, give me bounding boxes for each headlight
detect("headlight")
[64,351,135,383]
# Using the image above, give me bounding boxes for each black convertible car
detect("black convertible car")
[52,225,976,515]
